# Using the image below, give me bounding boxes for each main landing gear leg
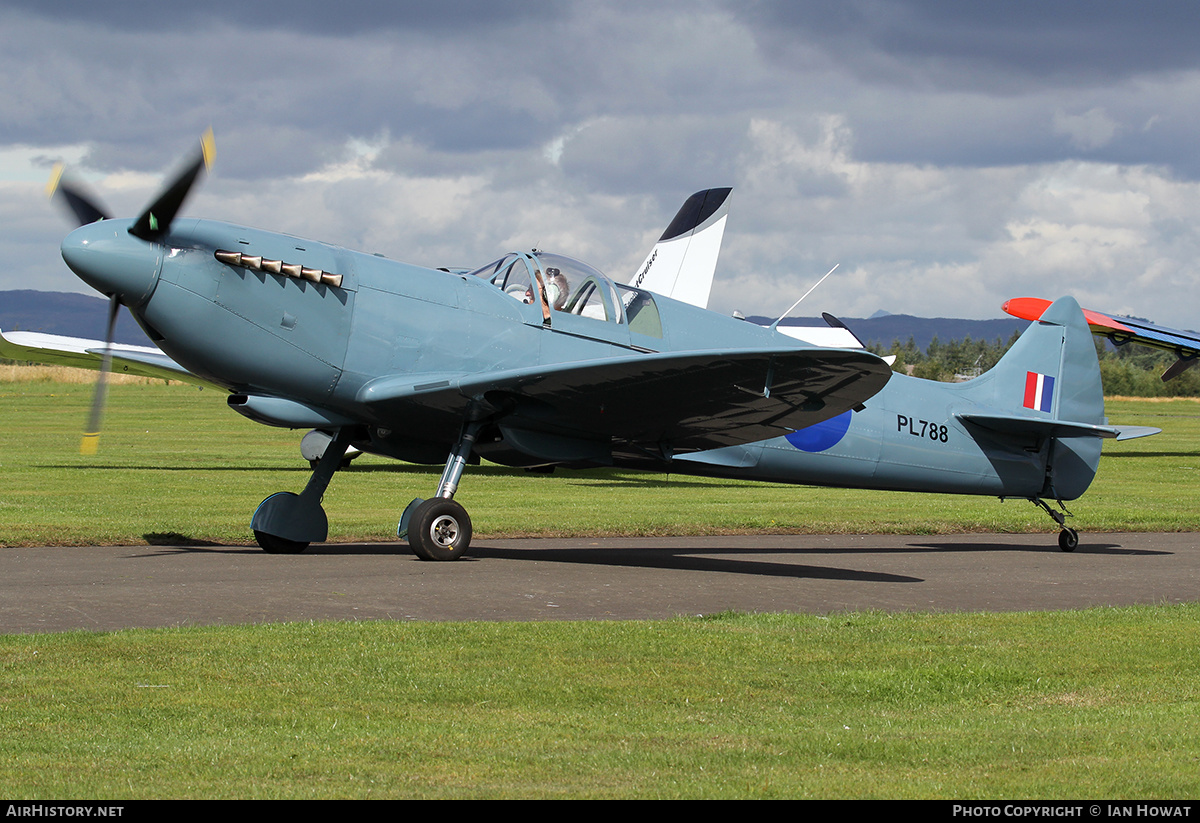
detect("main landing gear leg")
[1030,497,1079,552]
[399,421,483,561]
[252,427,355,554]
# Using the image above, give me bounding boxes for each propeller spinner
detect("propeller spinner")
[47,129,215,454]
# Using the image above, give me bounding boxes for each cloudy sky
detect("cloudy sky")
[4,0,1200,328]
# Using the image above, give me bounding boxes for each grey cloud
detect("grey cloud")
[712,3,1200,178]
[733,1,1200,89]
[0,1,566,35]
[555,116,743,198]
[7,1,1200,328]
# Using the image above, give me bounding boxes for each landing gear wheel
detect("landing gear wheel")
[408,498,472,561]
[1058,528,1079,552]
[254,530,310,554]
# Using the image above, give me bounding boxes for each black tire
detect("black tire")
[1058,528,1079,552]
[408,498,472,561]
[254,530,310,554]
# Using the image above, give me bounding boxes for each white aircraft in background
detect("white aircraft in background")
[629,188,881,354]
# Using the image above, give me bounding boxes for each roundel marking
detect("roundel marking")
[785,410,852,452]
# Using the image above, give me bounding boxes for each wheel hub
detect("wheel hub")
[430,515,460,547]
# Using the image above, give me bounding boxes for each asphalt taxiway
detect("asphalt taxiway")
[1,532,1197,633]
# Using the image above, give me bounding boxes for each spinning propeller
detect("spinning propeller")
[46,129,215,454]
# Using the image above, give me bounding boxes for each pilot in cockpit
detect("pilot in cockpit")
[525,267,570,310]
[544,267,569,311]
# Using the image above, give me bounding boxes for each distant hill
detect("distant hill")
[0,290,155,346]
[746,313,1029,352]
[1,289,1028,354]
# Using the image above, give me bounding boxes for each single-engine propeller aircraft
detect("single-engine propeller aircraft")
[8,132,1156,558]
[1004,296,1200,382]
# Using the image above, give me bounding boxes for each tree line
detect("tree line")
[866,333,1200,397]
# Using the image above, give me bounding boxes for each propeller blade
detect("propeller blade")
[80,297,120,455]
[128,127,215,241]
[46,163,111,226]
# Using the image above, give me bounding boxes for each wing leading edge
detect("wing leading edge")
[0,328,218,388]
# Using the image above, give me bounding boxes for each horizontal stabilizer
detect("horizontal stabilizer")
[821,313,865,347]
[775,325,863,348]
[1112,425,1163,441]
[957,412,1121,440]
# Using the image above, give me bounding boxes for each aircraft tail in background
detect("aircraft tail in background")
[629,188,731,308]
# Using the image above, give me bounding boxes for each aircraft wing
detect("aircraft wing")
[358,346,891,454]
[0,328,218,388]
[1003,297,1200,381]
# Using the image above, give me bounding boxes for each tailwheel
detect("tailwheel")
[1030,497,1080,552]
[407,498,473,561]
[1058,528,1079,552]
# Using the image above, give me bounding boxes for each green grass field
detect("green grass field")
[2,374,1199,798]
[3,607,1200,799]
[2,377,1199,547]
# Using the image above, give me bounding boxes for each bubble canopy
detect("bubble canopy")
[467,251,661,336]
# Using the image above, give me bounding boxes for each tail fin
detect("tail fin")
[629,187,731,308]
[955,296,1110,500]
[960,296,1104,423]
